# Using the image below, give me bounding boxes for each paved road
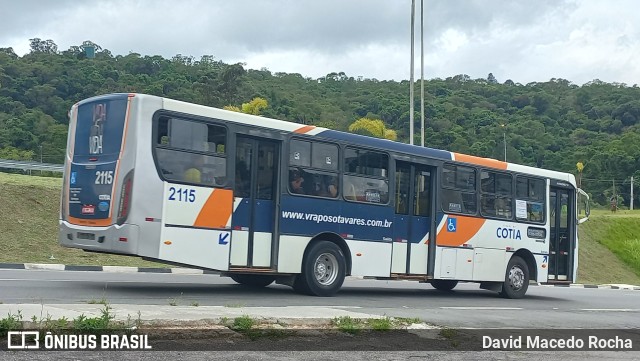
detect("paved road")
[2,269,639,328]
[3,351,639,361]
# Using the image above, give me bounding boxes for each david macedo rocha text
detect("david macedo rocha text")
[483,335,633,350]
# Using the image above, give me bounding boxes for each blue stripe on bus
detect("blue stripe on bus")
[231,198,274,233]
[253,199,274,232]
[279,195,395,242]
[231,199,251,229]
[315,130,453,161]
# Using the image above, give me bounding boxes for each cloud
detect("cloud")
[1,0,638,85]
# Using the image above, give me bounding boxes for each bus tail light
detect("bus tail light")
[117,171,134,225]
[60,162,70,221]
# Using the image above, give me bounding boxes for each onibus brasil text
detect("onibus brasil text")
[7,331,152,350]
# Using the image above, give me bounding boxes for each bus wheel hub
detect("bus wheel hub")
[509,267,525,290]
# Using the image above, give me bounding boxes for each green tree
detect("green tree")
[348,118,397,141]
[241,97,268,115]
[224,97,268,115]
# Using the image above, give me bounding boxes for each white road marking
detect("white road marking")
[0,278,207,284]
[439,306,523,310]
[580,309,640,312]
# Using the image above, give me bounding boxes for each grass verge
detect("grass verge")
[0,304,141,336]
[1,172,639,284]
[0,172,166,267]
[577,210,640,284]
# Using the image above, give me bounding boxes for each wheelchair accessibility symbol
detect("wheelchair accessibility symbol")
[446,217,457,232]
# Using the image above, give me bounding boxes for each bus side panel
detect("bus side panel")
[346,240,392,277]
[279,196,395,241]
[129,95,164,258]
[158,183,233,270]
[534,253,550,283]
[277,235,311,273]
[279,195,395,277]
[473,248,505,282]
[433,214,548,281]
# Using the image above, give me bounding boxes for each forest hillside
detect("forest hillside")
[1,39,639,206]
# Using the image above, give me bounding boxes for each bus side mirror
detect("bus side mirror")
[577,188,590,224]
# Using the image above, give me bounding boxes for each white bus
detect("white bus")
[59,93,589,297]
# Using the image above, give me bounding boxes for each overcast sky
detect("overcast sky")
[2,0,639,85]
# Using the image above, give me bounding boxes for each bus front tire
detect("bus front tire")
[230,274,275,288]
[430,279,458,291]
[500,256,529,299]
[295,241,346,297]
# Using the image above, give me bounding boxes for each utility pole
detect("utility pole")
[612,178,617,212]
[500,124,507,161]
[420,0,425,147]
[503,131,507,162]
[409,0,415,145]
[631,176,634,211]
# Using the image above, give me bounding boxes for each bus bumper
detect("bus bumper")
[59,220,140,255]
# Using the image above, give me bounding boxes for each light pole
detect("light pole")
[420,0,424,147]
[409,0,415,145]
[39,145,43,163]
[500,124,507,162]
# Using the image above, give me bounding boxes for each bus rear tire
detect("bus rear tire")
[230,274,275,288]
[499,256,529,299]
[430,279,458,291]
[295,241,346,297]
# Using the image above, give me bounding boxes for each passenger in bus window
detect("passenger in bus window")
[289,168,306,194]
[183,155,204,183]
[315,175,338,198]
[235,161,250,197]
[326,176,338,197]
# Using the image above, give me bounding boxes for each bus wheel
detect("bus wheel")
[230,274,275,288]
[500,256,529,299]
[297,241,346,297]
[430,279,458,291]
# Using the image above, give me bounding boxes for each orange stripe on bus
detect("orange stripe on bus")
[294,125,316,134]
[436,216,485,247]
[193,189,234,229]
[67,216,112,227]
[454,153,507,170]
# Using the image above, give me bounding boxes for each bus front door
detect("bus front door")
[230,136,280,269]
[391,162,433,275]
[549,187,574,282]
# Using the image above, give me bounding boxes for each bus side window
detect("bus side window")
[414,171,431,216]
[441,164,476,215]
[515,176,545,223]
[343,147,389,204]
[395,165,411,214]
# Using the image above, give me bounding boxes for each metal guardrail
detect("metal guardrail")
[0,158,64,173]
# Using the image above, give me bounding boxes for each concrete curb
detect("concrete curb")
[0,262,215,275]
[531,282,640,290]
[2,263,639,290]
